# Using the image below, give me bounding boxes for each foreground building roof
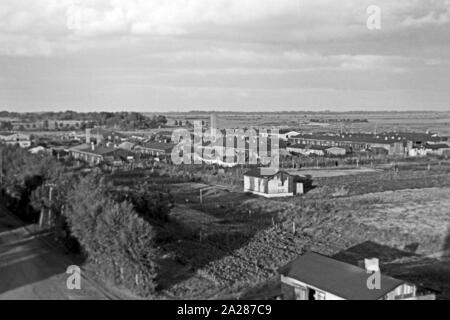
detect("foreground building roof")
[278,252,405,300]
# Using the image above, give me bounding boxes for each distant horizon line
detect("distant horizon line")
[1,109,450,114]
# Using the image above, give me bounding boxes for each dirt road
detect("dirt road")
[0,205,113,300]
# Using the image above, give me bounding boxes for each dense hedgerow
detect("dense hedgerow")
[1,145,159,296]
[64,176,159,295]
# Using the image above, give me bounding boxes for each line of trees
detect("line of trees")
[0,111,168,131]
[0,144,163,296]
[65,176,159,295]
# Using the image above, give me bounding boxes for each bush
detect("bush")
[64,176,159,296]
[1,145,160,296]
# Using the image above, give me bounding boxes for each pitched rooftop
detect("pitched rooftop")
[278,252,405,300]
[291,132,444,144]
[244,167,287,178]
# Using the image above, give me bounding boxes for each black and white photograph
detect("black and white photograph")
[0,0,449,306]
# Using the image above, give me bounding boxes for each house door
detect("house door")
[296,183,304,195]
[294,286,308,300]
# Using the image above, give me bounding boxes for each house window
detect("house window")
[395,284,415,299]
[314,291,326,300]
[404,285,414,295]
[295,286,308,300]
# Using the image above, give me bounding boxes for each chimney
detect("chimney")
[364,258,380,273]
[86,129,91,144]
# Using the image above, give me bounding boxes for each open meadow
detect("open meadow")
[156,111,450,136]
[154,165,450,300]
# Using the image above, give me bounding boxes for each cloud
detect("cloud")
[402,9,450,27]
[0,0,298,55]
[399,0,450,27]
[0,0,449,57]
[65,0,298,36]
[142,48,422,76]
[0,0,449,114]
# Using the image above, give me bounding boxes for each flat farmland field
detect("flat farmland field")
[287,167,381,178]
[236,186,450,299]
[158,178,450,299]
[158,111,450,136]
[325,187,450,254]
[348,188,450,243]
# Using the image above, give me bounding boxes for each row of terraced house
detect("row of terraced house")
[288,132,450,156]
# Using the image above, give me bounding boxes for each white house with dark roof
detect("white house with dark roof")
[0,132,31,148]
[68,144,113,165]
[68,143,135,166]
[278,252,436,300]
[275,129,301,141]
[424,143,450,156]
[287,144,347,157]
[243,168,309,197]
[133,142,175,157]
[325,146,347,156]
[287,144,327,156]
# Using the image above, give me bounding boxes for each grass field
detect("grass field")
[156,167,450,300]
[348,188,450,247]
[287,167,380,178]
[158,111,450,136]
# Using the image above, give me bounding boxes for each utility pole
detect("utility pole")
[48,185,54,226]
[0,148,3,186]
[39,183,56,229]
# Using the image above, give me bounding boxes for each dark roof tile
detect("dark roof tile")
[278,252,404,300]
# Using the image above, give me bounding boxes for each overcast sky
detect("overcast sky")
[0,0,449,112]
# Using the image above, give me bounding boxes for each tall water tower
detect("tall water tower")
[210,112,217,137]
